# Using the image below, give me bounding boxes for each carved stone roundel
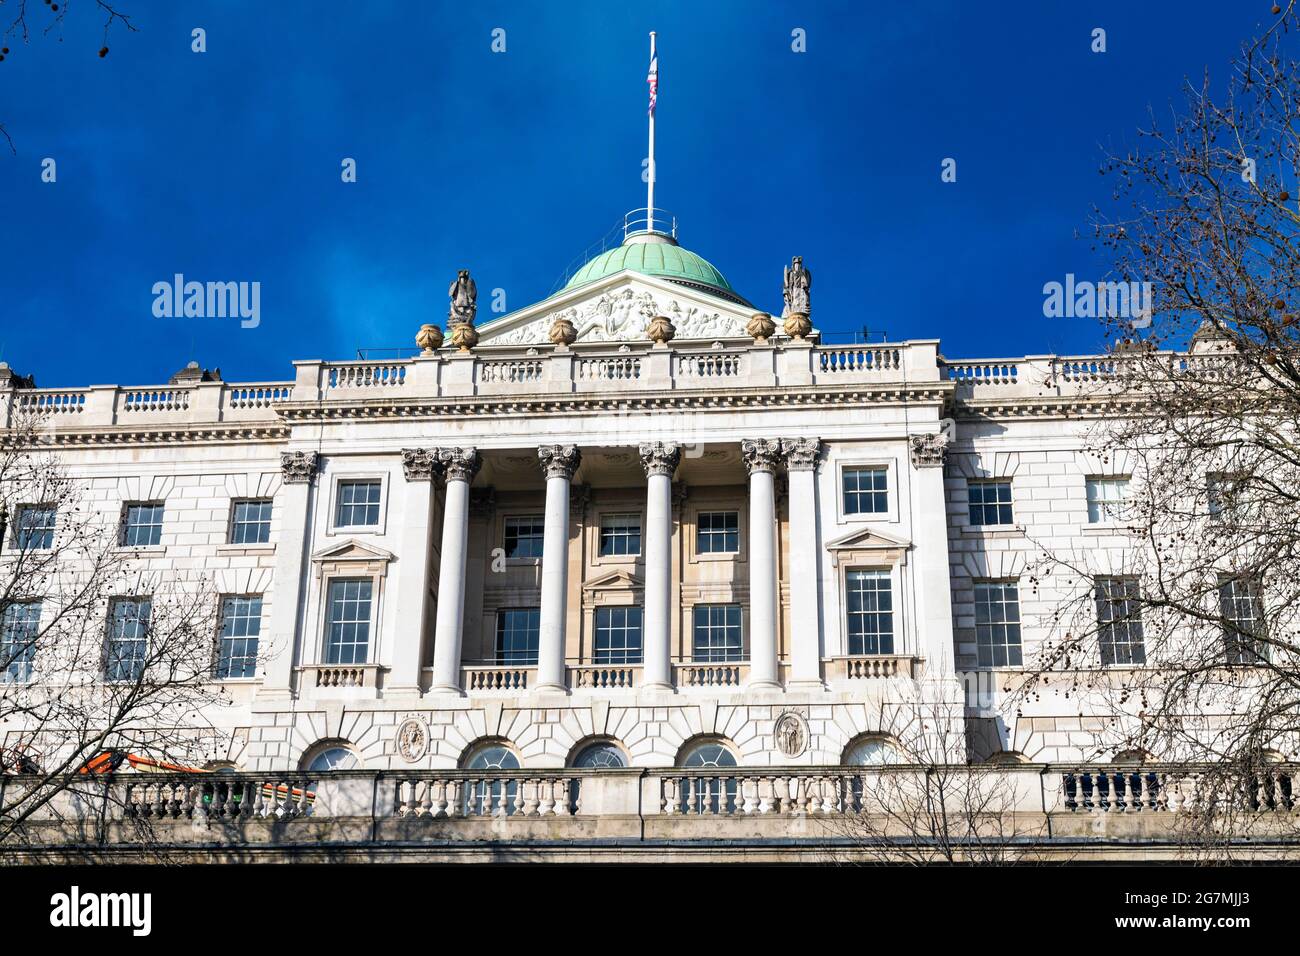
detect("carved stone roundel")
[396,717,430,763]
[774,712,809,758]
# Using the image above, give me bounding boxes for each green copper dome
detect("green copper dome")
[564,239,746,304]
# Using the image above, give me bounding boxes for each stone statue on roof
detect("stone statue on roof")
[448,269,477,327]
[782,256,811,318]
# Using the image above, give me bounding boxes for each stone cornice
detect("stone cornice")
[274,382,954,424]
[32,424,290,448]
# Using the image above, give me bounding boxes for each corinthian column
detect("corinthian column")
[429,447,481,696]
[783,438,823,688]
[639,442,681,691]
[742,439,783,689]
[535,444,581,692]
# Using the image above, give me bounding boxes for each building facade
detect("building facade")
[1,222,1143,784]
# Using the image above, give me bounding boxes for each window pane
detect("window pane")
[696,511,739,554]
[974,582,1022,667]
[217,595,263,678]
[691,604,742,662]
[1095,576,1144,665]
[495,608,540,665]
[846,569,894,654]
[231,499,273,544]
[1,601,40,682]
[122,503,164,547]
[1219,577,1266,664]
[503,516,545,559]
[599,513,642,557]
[335,481,382,527]
[843,467,888,515]
[107,599,152,681]
[16,506,56,550]
[325,578,372,664]
[1086,478,1130,524]
[594,606,643,664]
[967,481,1014,527]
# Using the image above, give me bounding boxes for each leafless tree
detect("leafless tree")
[1017,1,1300,856]
[823,701,1051,864]
[0,0,138,154]
[0,405,236,852]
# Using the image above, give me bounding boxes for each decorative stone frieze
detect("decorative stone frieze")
[909,431,949,468]
[537,444,581,481]
[740,438,783,475]
[437,446,481,483]
[638,441,681,478]
[280,450,319,484]
[400,447,442,481]
[781,437,821,471]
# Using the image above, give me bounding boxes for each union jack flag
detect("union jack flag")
[647,51,658,116]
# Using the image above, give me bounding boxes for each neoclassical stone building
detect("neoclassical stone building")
[1,215,1141,787]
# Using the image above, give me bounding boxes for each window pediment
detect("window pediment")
[581,569,643,607]
[825,526,911,567]
[311,539,395,578]
[582,569,643,592]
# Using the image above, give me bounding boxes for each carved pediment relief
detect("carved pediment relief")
[476,274,760,346]
[825,526,912,567]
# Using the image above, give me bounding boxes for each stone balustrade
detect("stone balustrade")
[0,343,1250,432]
[828,655,919,680]
[462,664,534,692]
[0,339,949,431]
[9,764,1300,861]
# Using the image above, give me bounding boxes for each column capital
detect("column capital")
[401,447,443,482]
[741,438,783,475]
[909,432,949,468]
[639,442,681,478]
[538,443,581,481]
[437,446,482,483]
[781,437,822,472]
[280,450,319,484]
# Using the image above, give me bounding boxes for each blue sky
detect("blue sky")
[0,0,1274,386]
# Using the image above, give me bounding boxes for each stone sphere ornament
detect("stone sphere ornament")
[549,315,578,348]
[415,323,444,353]
[746,312,777,344]
[783,312,812,341]
[646,315,676,345]
[450,323,480,353]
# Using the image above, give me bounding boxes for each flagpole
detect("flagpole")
[647,31,656,226]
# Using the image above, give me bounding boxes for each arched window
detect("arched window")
[567,741,629,813]
[676,739,738,814]
[572,742,627,769]
[842,735,901,766]
[302,744,359,773]
[461,741,521,815]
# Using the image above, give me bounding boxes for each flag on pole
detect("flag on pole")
[647,49,659,116]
